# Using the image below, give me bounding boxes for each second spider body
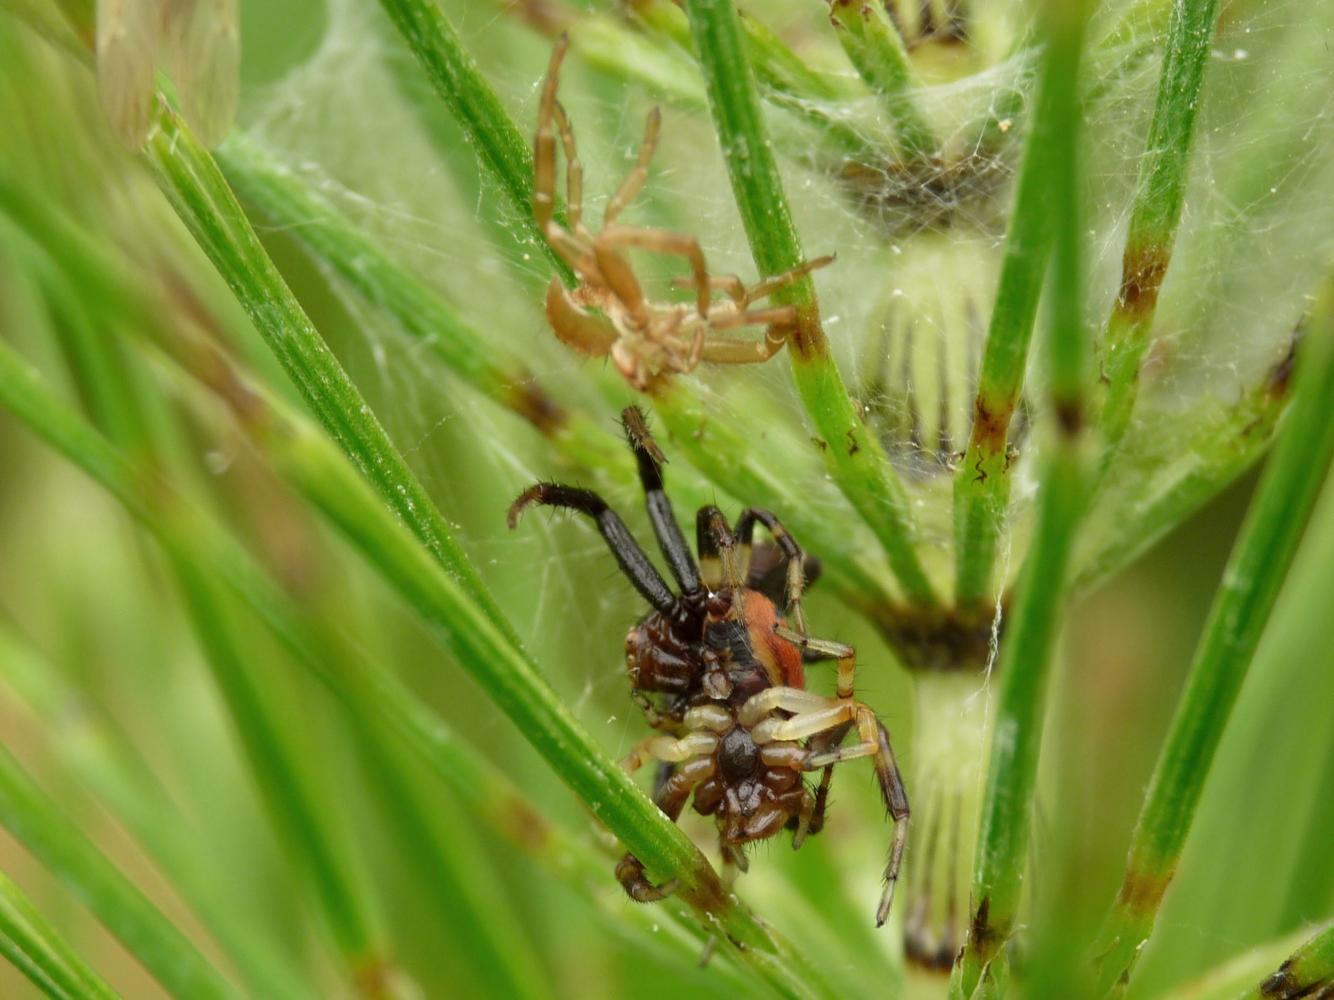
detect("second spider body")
[533,36,833,390]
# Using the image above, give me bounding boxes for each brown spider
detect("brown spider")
[508,407,909,926]
[533,36,835,391]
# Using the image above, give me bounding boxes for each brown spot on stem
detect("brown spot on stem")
[1258,960,1298,997]
[785,306,827,363]
[968,896,1003,963]
[1054,398,1083,436]
[496,797,553,854]
[874,598,1005,672]
[969,396,1013,455]
[1115,245,1170,321]
[847,429,860,456]
[1264,332,1302,403]
[507,380,567,435]
[1116,867,1173,915]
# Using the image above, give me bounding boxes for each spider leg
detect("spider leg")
[616,756,716,902]
[748,688,909,926]
[600,225,711,317]
[544,277,617,357]
[773,624,857,699]
[735,509,808,635]
[534,36,570,238]
[739,254,836,306]
[604,106,662,226]
[672,272,747,306]
[508,483,676,612]
[620,731,719,773]
[621,407,704,599]
[550,100,585,235]
[703,305,797,332]
[695,506,746,594]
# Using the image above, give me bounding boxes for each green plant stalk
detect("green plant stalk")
[0,869,121,1000]
[1075,338,1297,590]
[171,562,384,977]
[827,0,935,158]
[215,136,899,611]
[683,0,938,610]
[1236,921,1334,1000]
[143,103,518,646]
[10,201,544,998]
[627,0,853,101]
[735,9,847,102]
[1091,273,1334,997]
[1156,926,1314,1000]
[1096,0,1223,461]
[0,738,238,1000]
[372,0,572,284]
[951,3,1092,994]
[501,2,709,110]
[214,134,614,464]
[951,24,1063,613]
[0,341,829,1000]
[32,258,387,985]
[0,619,313,1000]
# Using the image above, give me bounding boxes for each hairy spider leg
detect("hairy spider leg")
[745,686,910,926]
[671,254,835,309]
[773,624,856,699]
[604,106,662,227]
[621,407,705,599]
[507,484,676,613]
[549,101,585,234]
[694,506,747,601]
[735,509,809,636]
[600,225,711,318]
[533,34,570,238]
[615,756,716,902]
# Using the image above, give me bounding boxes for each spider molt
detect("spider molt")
[533,35,835,391]
[508,406,909,926]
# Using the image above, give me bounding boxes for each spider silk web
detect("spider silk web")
[239,0,1334,723]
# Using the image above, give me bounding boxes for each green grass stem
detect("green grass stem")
[372,0,572,283]
[0,737,238,999]
[1236,921,1334,1000]
[0,869,121,1000]
[1075,338,1297,589]
[950,4,1093,994]
[950,13,1065,614]
[826,0,936,158]
[0,618,314,1000]
[1091,272,1334,996]
[684,0,938,610]
[0,335,735,986]
[1096,0,1224,462]
[143,103,518,646]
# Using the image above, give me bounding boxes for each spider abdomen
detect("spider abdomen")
[718,726,761,783]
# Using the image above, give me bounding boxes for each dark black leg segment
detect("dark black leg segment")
[509,483,676,612]
[621,407,703,597]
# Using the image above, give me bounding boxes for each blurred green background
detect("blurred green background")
[1,0,1332,997]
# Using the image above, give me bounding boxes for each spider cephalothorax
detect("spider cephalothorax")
[532,36,834,391]
[508,407,910,926]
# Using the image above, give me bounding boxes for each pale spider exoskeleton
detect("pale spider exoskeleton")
[533,35,835,391]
